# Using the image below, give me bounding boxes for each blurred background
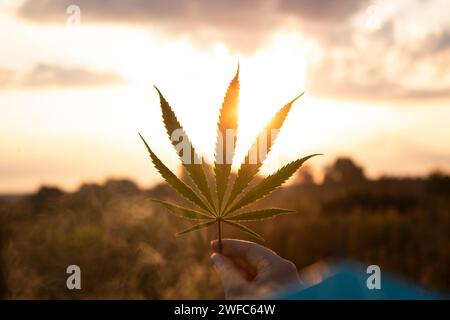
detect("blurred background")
[0,0,449,299]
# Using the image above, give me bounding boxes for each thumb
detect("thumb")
[211,253,247,290]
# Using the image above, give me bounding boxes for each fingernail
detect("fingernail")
[211,253,225,267]
[210,240,218,250]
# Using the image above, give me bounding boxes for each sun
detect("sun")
[233,34,309,169]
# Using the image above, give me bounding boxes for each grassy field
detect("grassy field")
[0,158,449,299]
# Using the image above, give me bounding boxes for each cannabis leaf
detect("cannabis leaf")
[139,65,321,252]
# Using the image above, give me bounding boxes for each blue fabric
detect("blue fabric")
[278,261,447,300]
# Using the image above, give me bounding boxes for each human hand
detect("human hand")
[210,239,303,299]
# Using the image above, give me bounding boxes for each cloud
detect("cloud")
[18,0,367,24]
[17,0,368,51]
[16,0,450,101]
[305,14,450,102]
[0,68,15,86]
[22,64,124,88]
[17,0,278,31]
[0,64,125,89]
[424,30,450,54]
[277,0,370,21]
[307,74,450,101]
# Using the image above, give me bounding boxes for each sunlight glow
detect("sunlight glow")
[1,9,450,193]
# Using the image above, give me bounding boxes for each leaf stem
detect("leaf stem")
[217,218,223,253]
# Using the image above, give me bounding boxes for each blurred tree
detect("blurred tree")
[104,179,139,196]
[323,157,366,185]
[426,171,450,195]
[292,165,315,186]
[32,186,65,213]
[0,214,6,298]
[35,186,64,199]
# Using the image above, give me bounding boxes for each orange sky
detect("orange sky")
[1,0,450,193]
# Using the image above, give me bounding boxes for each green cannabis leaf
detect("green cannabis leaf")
[139,65,321,252]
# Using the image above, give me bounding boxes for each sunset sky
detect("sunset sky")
[1,0,450,193]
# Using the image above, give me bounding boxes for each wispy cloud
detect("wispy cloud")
[0,64,125,89]
[0,68,15,86]
[277,0,370,21]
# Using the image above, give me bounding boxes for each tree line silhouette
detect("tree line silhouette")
[0,157,449,298]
